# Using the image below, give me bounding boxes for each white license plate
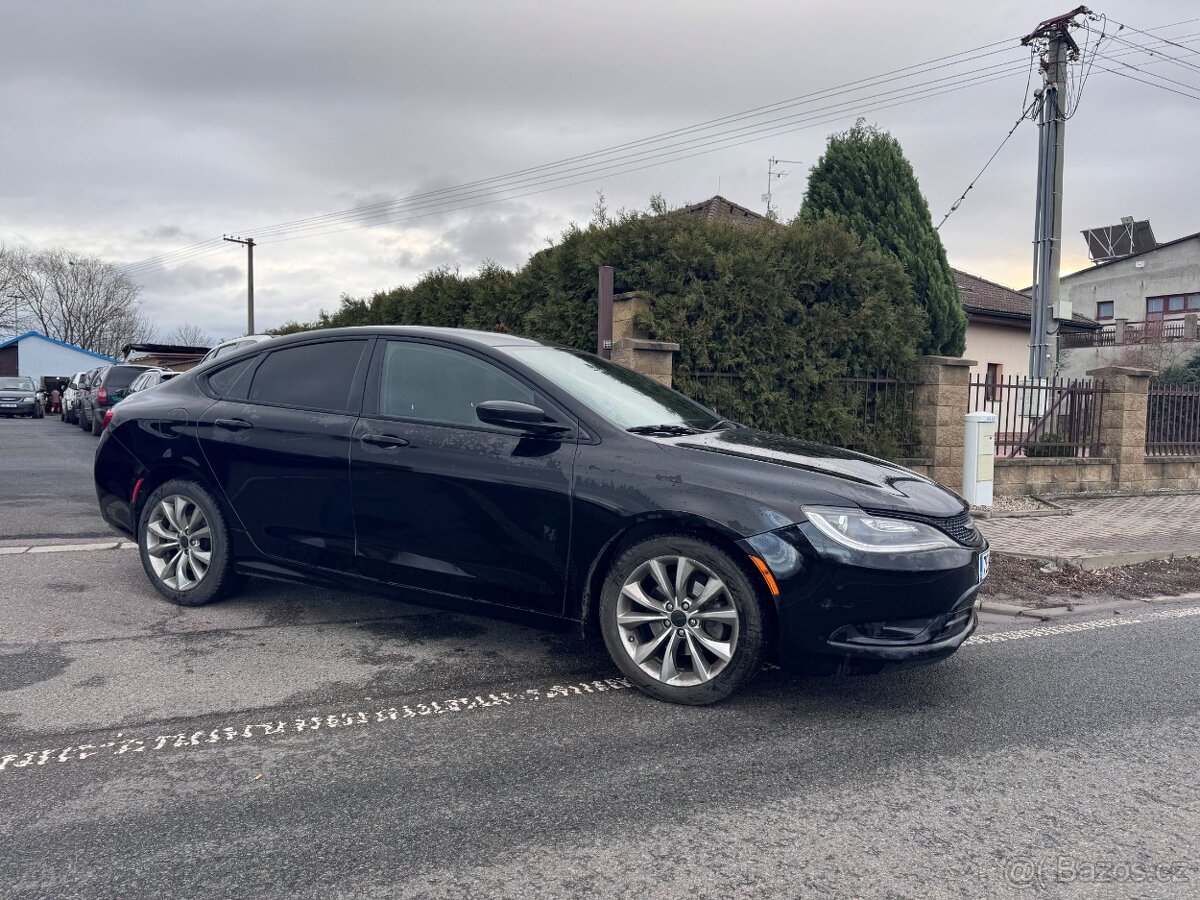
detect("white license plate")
[978,550,990,584]
[0,403,17,408]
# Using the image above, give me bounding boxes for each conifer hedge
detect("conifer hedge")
[289,206,929,455]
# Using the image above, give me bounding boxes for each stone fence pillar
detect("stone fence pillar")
[914,356,975,490]
[610,291,679,387]
[1087,365,1152,492]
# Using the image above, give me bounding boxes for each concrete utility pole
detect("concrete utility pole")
[223,235,256,334]
[1022,7,1088,379]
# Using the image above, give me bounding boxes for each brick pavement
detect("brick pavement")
[978,494,1200,567]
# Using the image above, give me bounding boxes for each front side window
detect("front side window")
[377,341,535,427]
[501,346,720,431]
[247,340,368,412]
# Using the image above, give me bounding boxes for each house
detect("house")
[121,342,211,372]
[955,269,1097,383]
[678,195,770,229]
[1054,228,1200,376]
[0,331,114,383]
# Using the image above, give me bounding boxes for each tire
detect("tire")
[599,534,767,705]
[90,410,102,435]
[137,478,241,607]
[78,405,90,430]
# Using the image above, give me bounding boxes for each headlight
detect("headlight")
[803,506,959,553]
[22,396,35,402]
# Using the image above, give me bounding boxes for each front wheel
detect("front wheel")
[138,479,241,607]
[599,535,767,705]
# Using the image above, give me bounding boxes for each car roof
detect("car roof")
[266,326,547,350]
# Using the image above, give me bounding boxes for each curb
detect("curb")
[990,547,1200,571]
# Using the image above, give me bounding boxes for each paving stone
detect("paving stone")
[979,494,1200,562]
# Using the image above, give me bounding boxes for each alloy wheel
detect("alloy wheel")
[615,555,740,687]
[144,495,213,591]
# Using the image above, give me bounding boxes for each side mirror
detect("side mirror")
[476,400,570,435]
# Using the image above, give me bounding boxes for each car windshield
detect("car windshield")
[500,346,721,431]
[0,377,35,390]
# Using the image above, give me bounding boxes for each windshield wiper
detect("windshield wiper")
[706,419,739,431]
[626,424,703,436]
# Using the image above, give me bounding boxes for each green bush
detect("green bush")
[303,204,929,453]
[1024,432,1073,458]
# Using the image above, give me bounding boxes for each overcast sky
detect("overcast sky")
[3,0,1199,341]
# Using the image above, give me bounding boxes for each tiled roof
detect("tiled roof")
[678,195,771,229]
[953,269,1097,327]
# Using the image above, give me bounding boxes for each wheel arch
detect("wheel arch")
[577,512,777,641]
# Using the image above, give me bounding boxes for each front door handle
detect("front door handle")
[360,432,409,449]
[214,418,253,431]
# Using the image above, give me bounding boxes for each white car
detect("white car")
[61,370,89,425]
[199,334,276,365]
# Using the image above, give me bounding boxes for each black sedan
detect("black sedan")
[0,376,45,418]
[95,327,987,704]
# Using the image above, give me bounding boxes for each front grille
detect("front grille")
[868,509,984,548]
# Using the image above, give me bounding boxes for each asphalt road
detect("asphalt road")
[0,414,109,540]
[1,417,1198,899]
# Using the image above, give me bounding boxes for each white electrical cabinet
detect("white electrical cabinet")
[963,411,998,507]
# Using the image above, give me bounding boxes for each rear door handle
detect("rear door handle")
[214,418,253,431]
[360,432,409,448]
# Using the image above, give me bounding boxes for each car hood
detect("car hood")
[0,389,35,399]
[668,428,967,519]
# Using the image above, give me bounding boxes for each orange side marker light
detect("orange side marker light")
[749,555,780,597]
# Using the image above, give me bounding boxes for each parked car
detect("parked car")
[198,334,274,364]
[95,328,987,705]
[127,368,180,395]
[78,364,149,435]
[0,376,45,418]
[61,370,90,424]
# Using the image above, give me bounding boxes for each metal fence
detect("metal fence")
[968,375,1107,458]
[687,371,924,458]
[1147,382,1200,456]
[1060,317,1195,349]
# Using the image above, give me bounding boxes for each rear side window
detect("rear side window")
[205,358,256,399]
[247,340,368,413]
[105,367,147,390]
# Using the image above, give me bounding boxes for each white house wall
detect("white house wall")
[1063,237,1200,323]
[15,336,110,381]
[964,321,1029,381]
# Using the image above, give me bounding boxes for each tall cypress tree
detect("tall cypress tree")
[801,121,966,356]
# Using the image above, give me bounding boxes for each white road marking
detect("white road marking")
[965,603,1200,645]
[0,677,634,775]
[0,540,136,555]
[27,541,120,554]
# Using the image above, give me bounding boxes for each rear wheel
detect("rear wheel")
[78,405,90,430]
[90,410,102,435]
[138,479,241,607]
[599,534,767,705]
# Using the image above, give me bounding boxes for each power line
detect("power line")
[120,55,1034,272]
[120,19,1200,277]
[119,39,1028,273]
[935,102,1035,231]
[1092,53,1200,101]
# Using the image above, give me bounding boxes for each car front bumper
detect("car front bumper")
[741,522,985,668]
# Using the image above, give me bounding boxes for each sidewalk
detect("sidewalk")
[978,494,1200,568]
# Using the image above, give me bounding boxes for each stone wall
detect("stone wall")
[994,458,1116,497]
[609,291,679,387]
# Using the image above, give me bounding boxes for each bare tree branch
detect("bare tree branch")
[161,321,214,348]
[1,246,153,357]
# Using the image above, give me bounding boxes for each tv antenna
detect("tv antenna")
[762,157,802,218]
